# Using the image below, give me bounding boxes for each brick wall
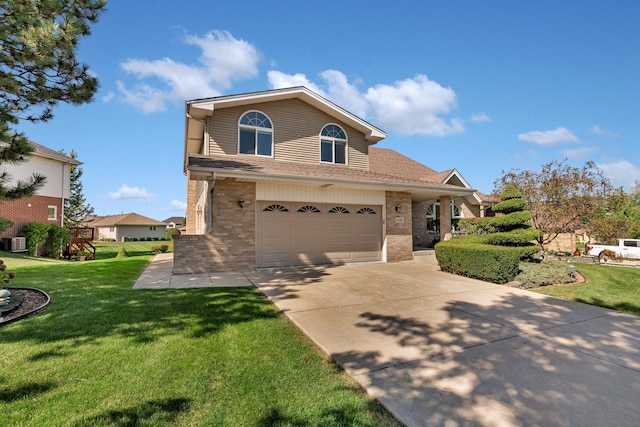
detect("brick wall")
[173,180,256,273]
[0,195,62,237]
[386,191,413,262]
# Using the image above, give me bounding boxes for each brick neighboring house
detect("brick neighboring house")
[175,86,493,273]
[0,140,80,239]
[91,213,167,241]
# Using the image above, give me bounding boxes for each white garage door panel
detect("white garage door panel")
[257,202,382,268]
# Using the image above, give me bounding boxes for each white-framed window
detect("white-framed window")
[150,226,156,231]
[320,124,347,164]
[47,205,57,221]
[238,111,273,157]
[426,200,464,232]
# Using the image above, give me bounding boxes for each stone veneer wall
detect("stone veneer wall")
[385,191,413,262]
[173,180,256,273]
[545,232,576,254]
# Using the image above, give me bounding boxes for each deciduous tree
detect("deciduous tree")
[496,160,613,250]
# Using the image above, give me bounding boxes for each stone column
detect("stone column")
[439,195,451,242]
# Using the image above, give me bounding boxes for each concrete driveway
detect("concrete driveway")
[245,253,640,427]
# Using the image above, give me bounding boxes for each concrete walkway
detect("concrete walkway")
[133,253,253,288]
[135,252,640,426]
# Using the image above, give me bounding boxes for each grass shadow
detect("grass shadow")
[73,398,191,426]
[0,381,57,402]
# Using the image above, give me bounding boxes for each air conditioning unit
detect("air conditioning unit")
[10,237,27,252]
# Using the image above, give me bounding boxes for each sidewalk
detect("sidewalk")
[133,253,254,289]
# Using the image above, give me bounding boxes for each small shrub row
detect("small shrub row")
[122,237,168,242]
[151,244,169,254]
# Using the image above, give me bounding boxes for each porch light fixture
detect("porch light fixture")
[238,198,246,209]
[395,204,401,213]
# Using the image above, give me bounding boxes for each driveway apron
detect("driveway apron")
[245,253,640,427]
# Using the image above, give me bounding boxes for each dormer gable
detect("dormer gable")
[184,87,386,173]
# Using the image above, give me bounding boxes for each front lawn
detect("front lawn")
[534,263,640,316]
[0,245,399,426]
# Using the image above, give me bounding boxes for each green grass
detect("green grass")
[0,245,399,426]
[534,263,640,316]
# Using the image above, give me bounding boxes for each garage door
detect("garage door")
[257,201,382,267]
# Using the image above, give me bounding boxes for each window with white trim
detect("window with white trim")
[239,111,273,156]
[47,205,57,221]
[320,124,347,164]
[426,200,464,232]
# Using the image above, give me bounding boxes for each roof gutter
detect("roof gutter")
[188,165,476,197]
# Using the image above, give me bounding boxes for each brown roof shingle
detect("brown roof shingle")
[188,153,465,191]
[91,213,166,227]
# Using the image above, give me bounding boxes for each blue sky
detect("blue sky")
[18,1,640,220]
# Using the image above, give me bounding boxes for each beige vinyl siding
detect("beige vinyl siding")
[257,182,385,205]
[206,99,369,170]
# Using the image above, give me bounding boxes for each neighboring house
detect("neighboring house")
[175,86,493,273]
[0,140,80,239]
[163,216,185,229]
[91,213,167,241]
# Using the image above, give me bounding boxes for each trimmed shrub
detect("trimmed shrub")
[436,235,537,283]
[457,217,497,235]
[436,184,539,284]
[483,227,540,246]
[488,210,532,230]
[21,222,50,256]
[490,197,526,214]
[151,244,169,254]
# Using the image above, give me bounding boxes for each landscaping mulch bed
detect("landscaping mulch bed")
[0,287,50,325]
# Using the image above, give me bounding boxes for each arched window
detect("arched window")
[328,206,350,214]
[239,111,273,156]
[320,124,347,164]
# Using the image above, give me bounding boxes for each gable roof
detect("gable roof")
[163,216,185,225]
[188,153,475,200]
[28,140,82,165]
[0,137,82,165]
[91,213,166,227]
[184,86,387,172]
[369,147,491,204]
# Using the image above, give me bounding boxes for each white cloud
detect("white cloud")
[170,199,187,211]
[268,70,324,95]
[589,125,620,138]
[108,184,153,201]
[102,91,115,103]
[597,160,640,191]
[518,127,579,146]
[365,75,464,136]
[116,30,260,112]
[269,71,463,137]
[562,146,599,159]
[470,112,492,124]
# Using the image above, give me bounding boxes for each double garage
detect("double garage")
[256,200,383,267]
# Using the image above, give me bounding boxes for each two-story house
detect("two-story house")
[0,140,79,242]
[174,87,491,273]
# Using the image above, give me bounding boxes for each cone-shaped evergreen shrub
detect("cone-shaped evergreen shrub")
[436,184,539,283]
